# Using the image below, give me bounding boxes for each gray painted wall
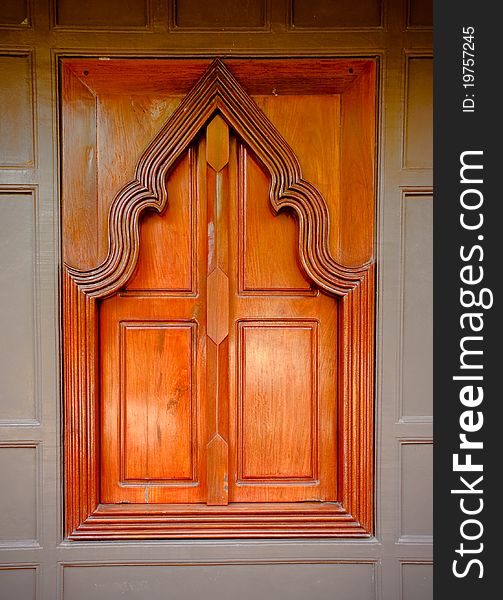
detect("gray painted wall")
[0,0,432,598]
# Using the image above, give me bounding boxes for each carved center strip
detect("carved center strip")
[205,115,230,505]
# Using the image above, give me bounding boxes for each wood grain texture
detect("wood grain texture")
[126,150,195,293]
[62,58,375,539]
[120,323,194,482]
[205,118,230,504]
[99,295,204,505]
[238,322,316,480]
[254,95,341,263]
[206,115,229,172]
[339,62,376,266]
[61,58,369,96]
[65,59,370,298]
[239,146,313,293]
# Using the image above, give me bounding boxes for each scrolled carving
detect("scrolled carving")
[66,59,372,298]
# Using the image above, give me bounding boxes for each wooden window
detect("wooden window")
[61,58,376,539]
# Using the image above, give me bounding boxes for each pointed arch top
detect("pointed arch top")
[66,59,372,298]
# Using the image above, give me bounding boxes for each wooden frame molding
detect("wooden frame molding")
[63,59,375,539]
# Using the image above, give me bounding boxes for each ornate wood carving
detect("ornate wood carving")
[63,58,375,539]
[66,59,369,298]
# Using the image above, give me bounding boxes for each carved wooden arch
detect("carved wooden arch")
[66,59,371,297]
[62,57,375,539]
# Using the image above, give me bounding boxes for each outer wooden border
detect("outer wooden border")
[63,59,375,539]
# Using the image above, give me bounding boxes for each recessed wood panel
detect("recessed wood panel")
[62,562,376,600]
[400,194,432,420]
[401,562,433,600]
[97,94,182,266]
[238,321,317,480]
[121,323,195,481]
[239,146,312,294]
[0,192,36,423]
[403,58,433,169]
[61,64,98,270]
[339,63,376,266]
[0,445,37,542]
[175,0,266,29]
[400,441,433,539]
[126,151,195,293]
[0,54,33,167]
[407,0,433,27]
[254,96,341,263]
[55,0,148,27]
[292,0,382,28]
[0,568,36,600]
[0,0,28,25]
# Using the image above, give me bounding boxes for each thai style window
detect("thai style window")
[61,58,376,539]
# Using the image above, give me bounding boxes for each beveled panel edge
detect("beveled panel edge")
[0,185,41,427]
[396,187,433,425]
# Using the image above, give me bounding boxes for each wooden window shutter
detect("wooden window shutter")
[62,58,376,539]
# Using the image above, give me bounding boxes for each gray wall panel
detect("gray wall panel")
[400,193,433,421]
[399,441,433,541]
[0,191,37,424]
[403,57,433,169]
[62,563,376,600]
[400,561,432,600]
[0,566,37,600]
[0,444,38,544]
[0,54,34,167]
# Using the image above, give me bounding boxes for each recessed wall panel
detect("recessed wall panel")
[400,441,433,539]
[0,192,36,423]
[407,0,433,27]
[175,0,266,29]
[292,0,382,28]
[63,562,376,600]
[400,194,432,420]
[0,445,37,542]
[56,0,148,27]
[0,54,34,166]
[401,562,433,600]
[403,58,433,168]
[0,0,29,26]
[0,567,36,599]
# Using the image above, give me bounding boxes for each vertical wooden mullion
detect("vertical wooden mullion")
[205,115,230,505]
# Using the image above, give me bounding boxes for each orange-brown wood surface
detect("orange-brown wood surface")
[62,58,376,539]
